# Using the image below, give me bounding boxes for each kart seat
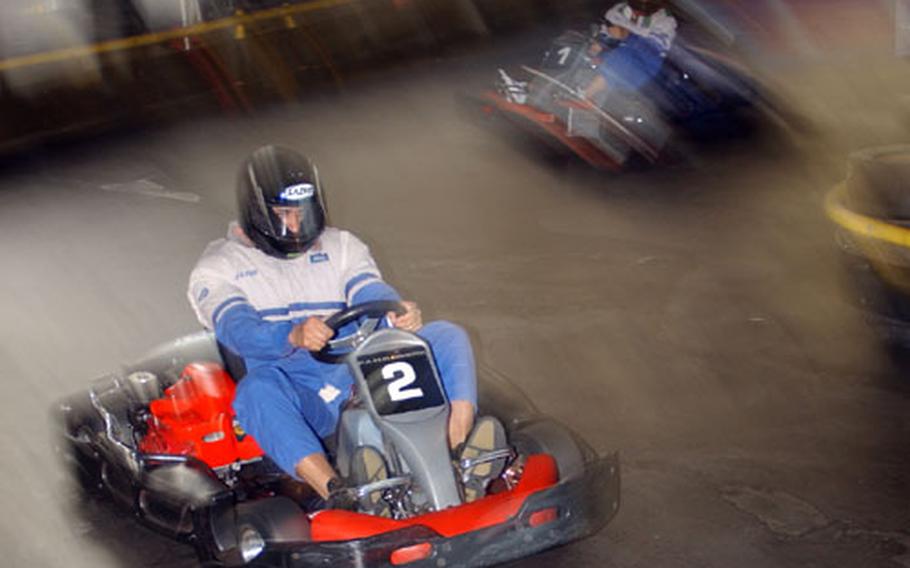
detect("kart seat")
[217,341,247,383]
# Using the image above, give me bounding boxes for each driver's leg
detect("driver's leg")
[583,74,609,101]
[295,453,337,498]
[233,365,342,497]
[417,321,478,448]
[449,401,475,449]
[584,45,640,103]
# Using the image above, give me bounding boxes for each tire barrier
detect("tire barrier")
[826,146,910,336]
[827,146,910,254]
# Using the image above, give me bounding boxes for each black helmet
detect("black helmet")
[237,145,327,258]
[628,0,665,15]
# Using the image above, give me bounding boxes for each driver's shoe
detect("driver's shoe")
[349,445,392,518]
[458,416,509,502]
[325,479,358,512]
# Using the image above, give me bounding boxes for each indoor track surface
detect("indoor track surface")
[1,27,909,568]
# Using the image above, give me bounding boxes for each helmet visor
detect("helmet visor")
[267,205,307,239]
[261,181,325,251]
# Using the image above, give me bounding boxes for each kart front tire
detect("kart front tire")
[842,146,910,220]
[510,419,587,481]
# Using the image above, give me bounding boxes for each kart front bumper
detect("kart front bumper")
[253,451,620,567]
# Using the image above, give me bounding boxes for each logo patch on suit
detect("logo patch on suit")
[309,252,330,264]
[319,384,342,404]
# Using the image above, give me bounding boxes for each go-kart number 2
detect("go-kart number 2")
[382,362,424,402]
[358,347,446,415]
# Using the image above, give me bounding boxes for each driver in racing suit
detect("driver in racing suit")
[187,145,487,504]
[582,0,678,101]
[498,0,676,106]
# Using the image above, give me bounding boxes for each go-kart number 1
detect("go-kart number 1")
[557,46,572,66]
[382,362,424,402]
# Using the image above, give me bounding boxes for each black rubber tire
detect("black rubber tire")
[53,392,106,496]
[510,419,587,481]
[194,496,307,567]
[66,428,106,496]
[842,145,910,220]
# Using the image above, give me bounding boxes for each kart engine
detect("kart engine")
[138,362,264,469]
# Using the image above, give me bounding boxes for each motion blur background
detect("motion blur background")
[0,0,899,154]
[1,1,909,567]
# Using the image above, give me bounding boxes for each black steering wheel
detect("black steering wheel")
[313,300,407,364]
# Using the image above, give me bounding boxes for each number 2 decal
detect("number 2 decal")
[382,362,425,402]
[557,46,572,66]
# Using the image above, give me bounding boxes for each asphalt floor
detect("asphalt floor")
[0,20,908,568]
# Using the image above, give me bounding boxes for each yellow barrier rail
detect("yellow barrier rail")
[825,184,910,249]
[0,0,357,72]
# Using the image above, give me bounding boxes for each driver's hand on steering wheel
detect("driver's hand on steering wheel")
[289,317,334,352]
[387,300,423,333]
[607,25,630,40]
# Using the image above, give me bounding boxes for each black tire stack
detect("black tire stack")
[834,146,910,345]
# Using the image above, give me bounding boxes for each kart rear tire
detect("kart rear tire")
[194,496,308,567]
[510,419,587,481]
[54,393,106,496]
[67,428,106,495]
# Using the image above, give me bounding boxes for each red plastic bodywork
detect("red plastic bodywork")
[139,362,264,468]
[310,454,560,542]
[480,91,622,172]
[139,364,562,543]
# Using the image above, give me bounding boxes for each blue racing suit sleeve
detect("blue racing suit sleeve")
[624,33,664,58]
[215,301,296,360]
[599,34,666,91]
[340,231,402,306]
[351,280,401,304]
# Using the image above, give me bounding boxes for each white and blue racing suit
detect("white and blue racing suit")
[188,223,477,476]
[598,2,677,91]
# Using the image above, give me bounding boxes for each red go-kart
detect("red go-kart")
[56,301,620,566]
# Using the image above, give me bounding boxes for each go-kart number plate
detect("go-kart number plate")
[543,45,574,69]
[358,347,445,416]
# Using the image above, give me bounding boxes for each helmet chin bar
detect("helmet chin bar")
[247,225,320,259]
[274,235,319,257]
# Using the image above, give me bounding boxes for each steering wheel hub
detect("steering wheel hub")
[313,300,406,364]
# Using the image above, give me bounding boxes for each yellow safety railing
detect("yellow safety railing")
[825,185,910,249]
[0,0,357,72]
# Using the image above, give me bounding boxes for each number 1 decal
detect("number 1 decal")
[382,362,424,402]
[557,46,572,66]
